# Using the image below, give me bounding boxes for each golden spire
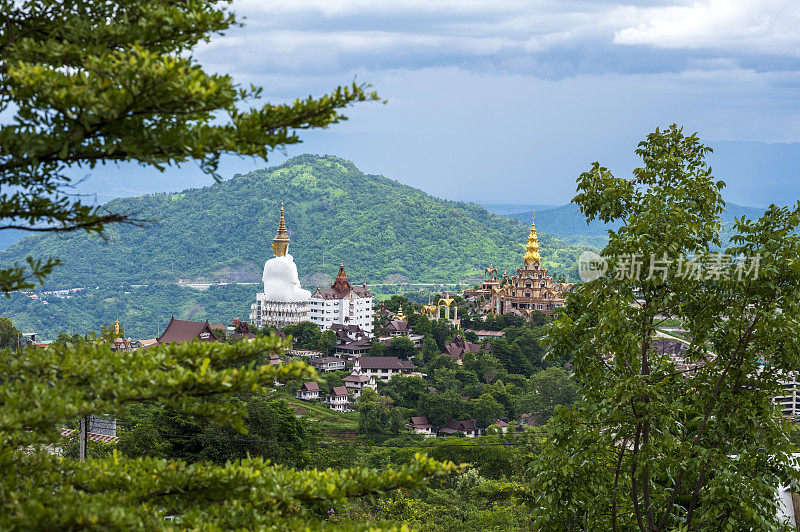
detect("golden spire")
[114,319,120,336]
[272,203,290,257]
[523,212,541,266]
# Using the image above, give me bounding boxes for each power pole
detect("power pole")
[79,416,89,460]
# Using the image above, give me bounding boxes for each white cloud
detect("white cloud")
[614,0,800,55]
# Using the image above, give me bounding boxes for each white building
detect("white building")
[296,382,321,401]
[309,263,373,334]
[324,386,351,412]
[774,372,800,417]
[250,205,311,328]
[355,357,416,383]
[343,366,377,398]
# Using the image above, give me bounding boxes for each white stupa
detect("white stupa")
[249,205,311,328]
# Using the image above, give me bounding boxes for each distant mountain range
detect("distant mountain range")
[482,202,769,243]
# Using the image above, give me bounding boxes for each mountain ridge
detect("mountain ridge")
[0,154,589,291]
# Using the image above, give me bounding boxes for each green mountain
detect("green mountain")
[2,154,586,287]
[2,155,592,338]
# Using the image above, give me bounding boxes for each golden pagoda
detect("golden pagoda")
[272,203,290,257]
[464,210,573,317]
[523,212,541,266]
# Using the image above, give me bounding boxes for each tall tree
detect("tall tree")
[532,125,800,530]
[0,317,21,349]
[0,0,379,294]
[0,2,456,528]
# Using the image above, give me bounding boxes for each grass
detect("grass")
[279,392,360,437]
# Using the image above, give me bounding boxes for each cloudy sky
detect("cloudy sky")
[95,1,800,207]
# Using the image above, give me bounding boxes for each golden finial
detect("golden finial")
[523,211,541,266]
[272,203,290,257]
[114,318,120,336]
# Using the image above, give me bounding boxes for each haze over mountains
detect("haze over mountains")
[0,138,795,253]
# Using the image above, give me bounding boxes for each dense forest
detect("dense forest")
[0,155,590,290]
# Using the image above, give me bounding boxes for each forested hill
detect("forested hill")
[1,154,588,290]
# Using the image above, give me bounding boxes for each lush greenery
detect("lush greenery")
[2,155,590,292]
[2,283,258,340]
[532,125,800,530]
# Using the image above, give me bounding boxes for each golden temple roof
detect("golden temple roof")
[272,203,290,257]
[523,212,541,266]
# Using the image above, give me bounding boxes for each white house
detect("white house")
[309,357,346,372]
[355,357,416,383]
[408,416,435,438]
[324,386,351,412]
[296,381,321,401]
[343,367,377,398]
[309,263,373,335]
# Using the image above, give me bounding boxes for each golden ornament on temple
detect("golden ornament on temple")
[272,203,290,257]
[523,212,541,266]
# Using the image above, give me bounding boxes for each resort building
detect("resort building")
[355,357,416,383]
[296,382,321,401]
[309,263,373,335]
[324,386,352,413]
[250,205,311,328]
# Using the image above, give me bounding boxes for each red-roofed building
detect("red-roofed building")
[309,263,373,335]
[324,386,352,412]
[296,381,321,400]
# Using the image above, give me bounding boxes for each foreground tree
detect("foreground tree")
[0,0,379,294]
[532,125,800,530]
[0,317,21,349]
[1,337,457,529]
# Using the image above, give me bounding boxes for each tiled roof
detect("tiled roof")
[310,357,344,365]
[329,386,349,397]
[300,381,321,392]
[444,419,478,431]
[156,317,220,344]
[386,320,409,332]
[336,339,372,351]
[343,374,371,383]
[410,416,431,427]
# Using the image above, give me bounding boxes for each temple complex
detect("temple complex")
[465,212,573,317]
[250,205,311,327]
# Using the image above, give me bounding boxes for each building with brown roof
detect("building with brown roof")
[408,416,435,437]
[309,262,373,335]
[229,318,256,339]
[355,357,416,382]
[309,357,346,372]
[342,367,377,398]
[156,317,221,345]
[439,419,481,438]
[324,386,352,412]
[296,381,321,401]
[441,335,487,365]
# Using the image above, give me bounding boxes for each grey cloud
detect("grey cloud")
[197,1,799,79]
